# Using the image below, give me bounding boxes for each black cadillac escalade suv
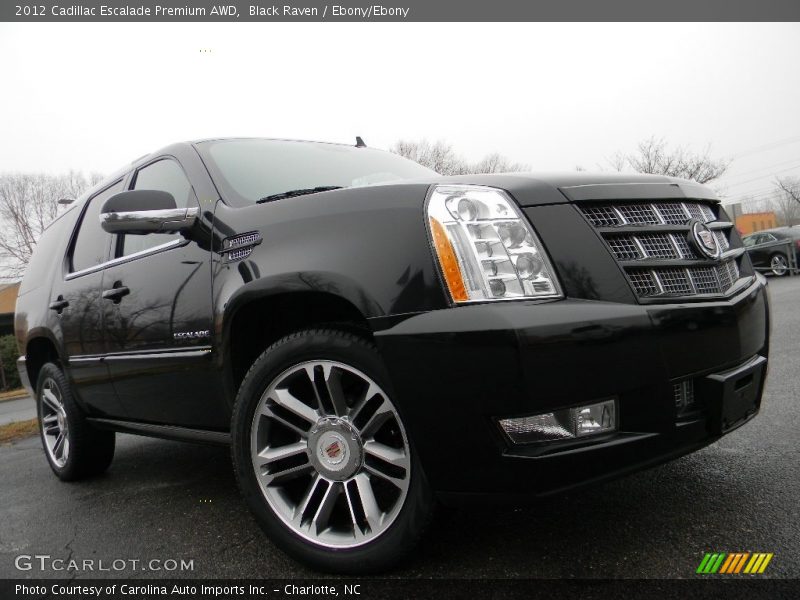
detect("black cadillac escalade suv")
[15,138,770,572]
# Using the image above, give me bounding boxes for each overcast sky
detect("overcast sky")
[1,22,798,205]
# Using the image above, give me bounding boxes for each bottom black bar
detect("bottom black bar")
[2,579,798,600]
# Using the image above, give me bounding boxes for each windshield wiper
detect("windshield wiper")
[257,186,343,204]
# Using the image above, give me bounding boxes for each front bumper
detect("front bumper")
[373,277,770,502]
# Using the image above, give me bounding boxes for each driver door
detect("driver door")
[101,157,227,428]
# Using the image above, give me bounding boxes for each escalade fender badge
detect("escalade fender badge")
[220,231,263,262]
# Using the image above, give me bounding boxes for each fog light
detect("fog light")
[574,400,615,437]
[498,399,616,444]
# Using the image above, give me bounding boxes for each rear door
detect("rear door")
[54,179,127,417]
[100,156,226,428]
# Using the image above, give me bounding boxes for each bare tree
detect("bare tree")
[0,171,103,280]
[471,152,528,174]
[391,139,528,175]
[773,176,800,226]
[610,136,731,184]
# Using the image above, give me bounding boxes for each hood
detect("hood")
[429,172,719,207]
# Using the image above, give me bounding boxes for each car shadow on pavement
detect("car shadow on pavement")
[56,432,779,579]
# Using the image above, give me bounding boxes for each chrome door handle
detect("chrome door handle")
[102,284,130,303]
[49,296,69,313]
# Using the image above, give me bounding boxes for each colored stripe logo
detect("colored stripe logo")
[697,552,773,574]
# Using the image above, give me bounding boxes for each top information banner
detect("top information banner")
[4,0,800,22]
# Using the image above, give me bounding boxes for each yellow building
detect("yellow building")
[736,212,778,235]
[0,283,20,336]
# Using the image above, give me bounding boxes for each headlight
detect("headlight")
[426,184,562,303]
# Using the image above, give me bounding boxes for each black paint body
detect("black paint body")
[15,140,770,501]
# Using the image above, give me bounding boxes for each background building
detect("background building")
[735,212,778,235]
[0,283,19,337]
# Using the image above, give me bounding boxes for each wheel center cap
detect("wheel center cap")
[57,411,65,430]
[317,431,349,468]
[308,418,363,481]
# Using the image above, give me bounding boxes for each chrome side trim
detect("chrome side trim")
[66,347,211,363]
[103,347,212,361]
[65,239,186,280]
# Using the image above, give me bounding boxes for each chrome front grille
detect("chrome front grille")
[627,262,741,297]
[616,204,660,225]
[628,270,660,296]
[637,234,677,258]
[607,236,640,260]
[606,232,702,261]
[672,235,698,259]
[657,203,688,225]
[714,230,730,251]
[656,268,693,295]
[581,201,717,228]
[690,266,720,294]
[582,206,620,227]
[580,200,746,300]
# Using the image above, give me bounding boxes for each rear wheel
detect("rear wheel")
[231,329,433,573]
[770,253,789,277]
[37,362,115,481]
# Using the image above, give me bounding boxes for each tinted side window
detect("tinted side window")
[70,181,123,273]
[20,210,75,293]
[120,159,195,257]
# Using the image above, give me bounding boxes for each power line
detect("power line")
[719,157,800,182]
[720,186,780,203]
[731,135,800,159]
[722,163,800,189]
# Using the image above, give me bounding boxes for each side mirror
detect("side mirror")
[100,190,198,235]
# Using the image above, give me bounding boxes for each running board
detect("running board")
[87,418,231,446]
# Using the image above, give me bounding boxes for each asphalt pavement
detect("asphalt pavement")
[0,396,34,426]
[1,277,798,580]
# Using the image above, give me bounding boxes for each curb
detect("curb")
[0,392,28,403]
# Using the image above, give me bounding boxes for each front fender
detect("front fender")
[210,182,450,326]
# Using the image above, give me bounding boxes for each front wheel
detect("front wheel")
[770,253,789,277]
[231,329,433,573]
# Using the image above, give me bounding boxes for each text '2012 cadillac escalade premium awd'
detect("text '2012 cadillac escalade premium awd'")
[15,138,769,572]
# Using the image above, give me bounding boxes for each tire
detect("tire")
[770,253,789,277]
[36,362,115,481]
[231,329,434,573]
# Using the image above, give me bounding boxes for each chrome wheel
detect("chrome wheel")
[771,254,789,276]
[40,378,70,468]
[250,360,410,549]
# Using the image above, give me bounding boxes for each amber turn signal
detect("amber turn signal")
[429,217,469,302]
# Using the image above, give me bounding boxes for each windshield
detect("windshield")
[197,139,437,206]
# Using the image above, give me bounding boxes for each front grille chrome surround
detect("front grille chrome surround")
[580,200,745,300]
